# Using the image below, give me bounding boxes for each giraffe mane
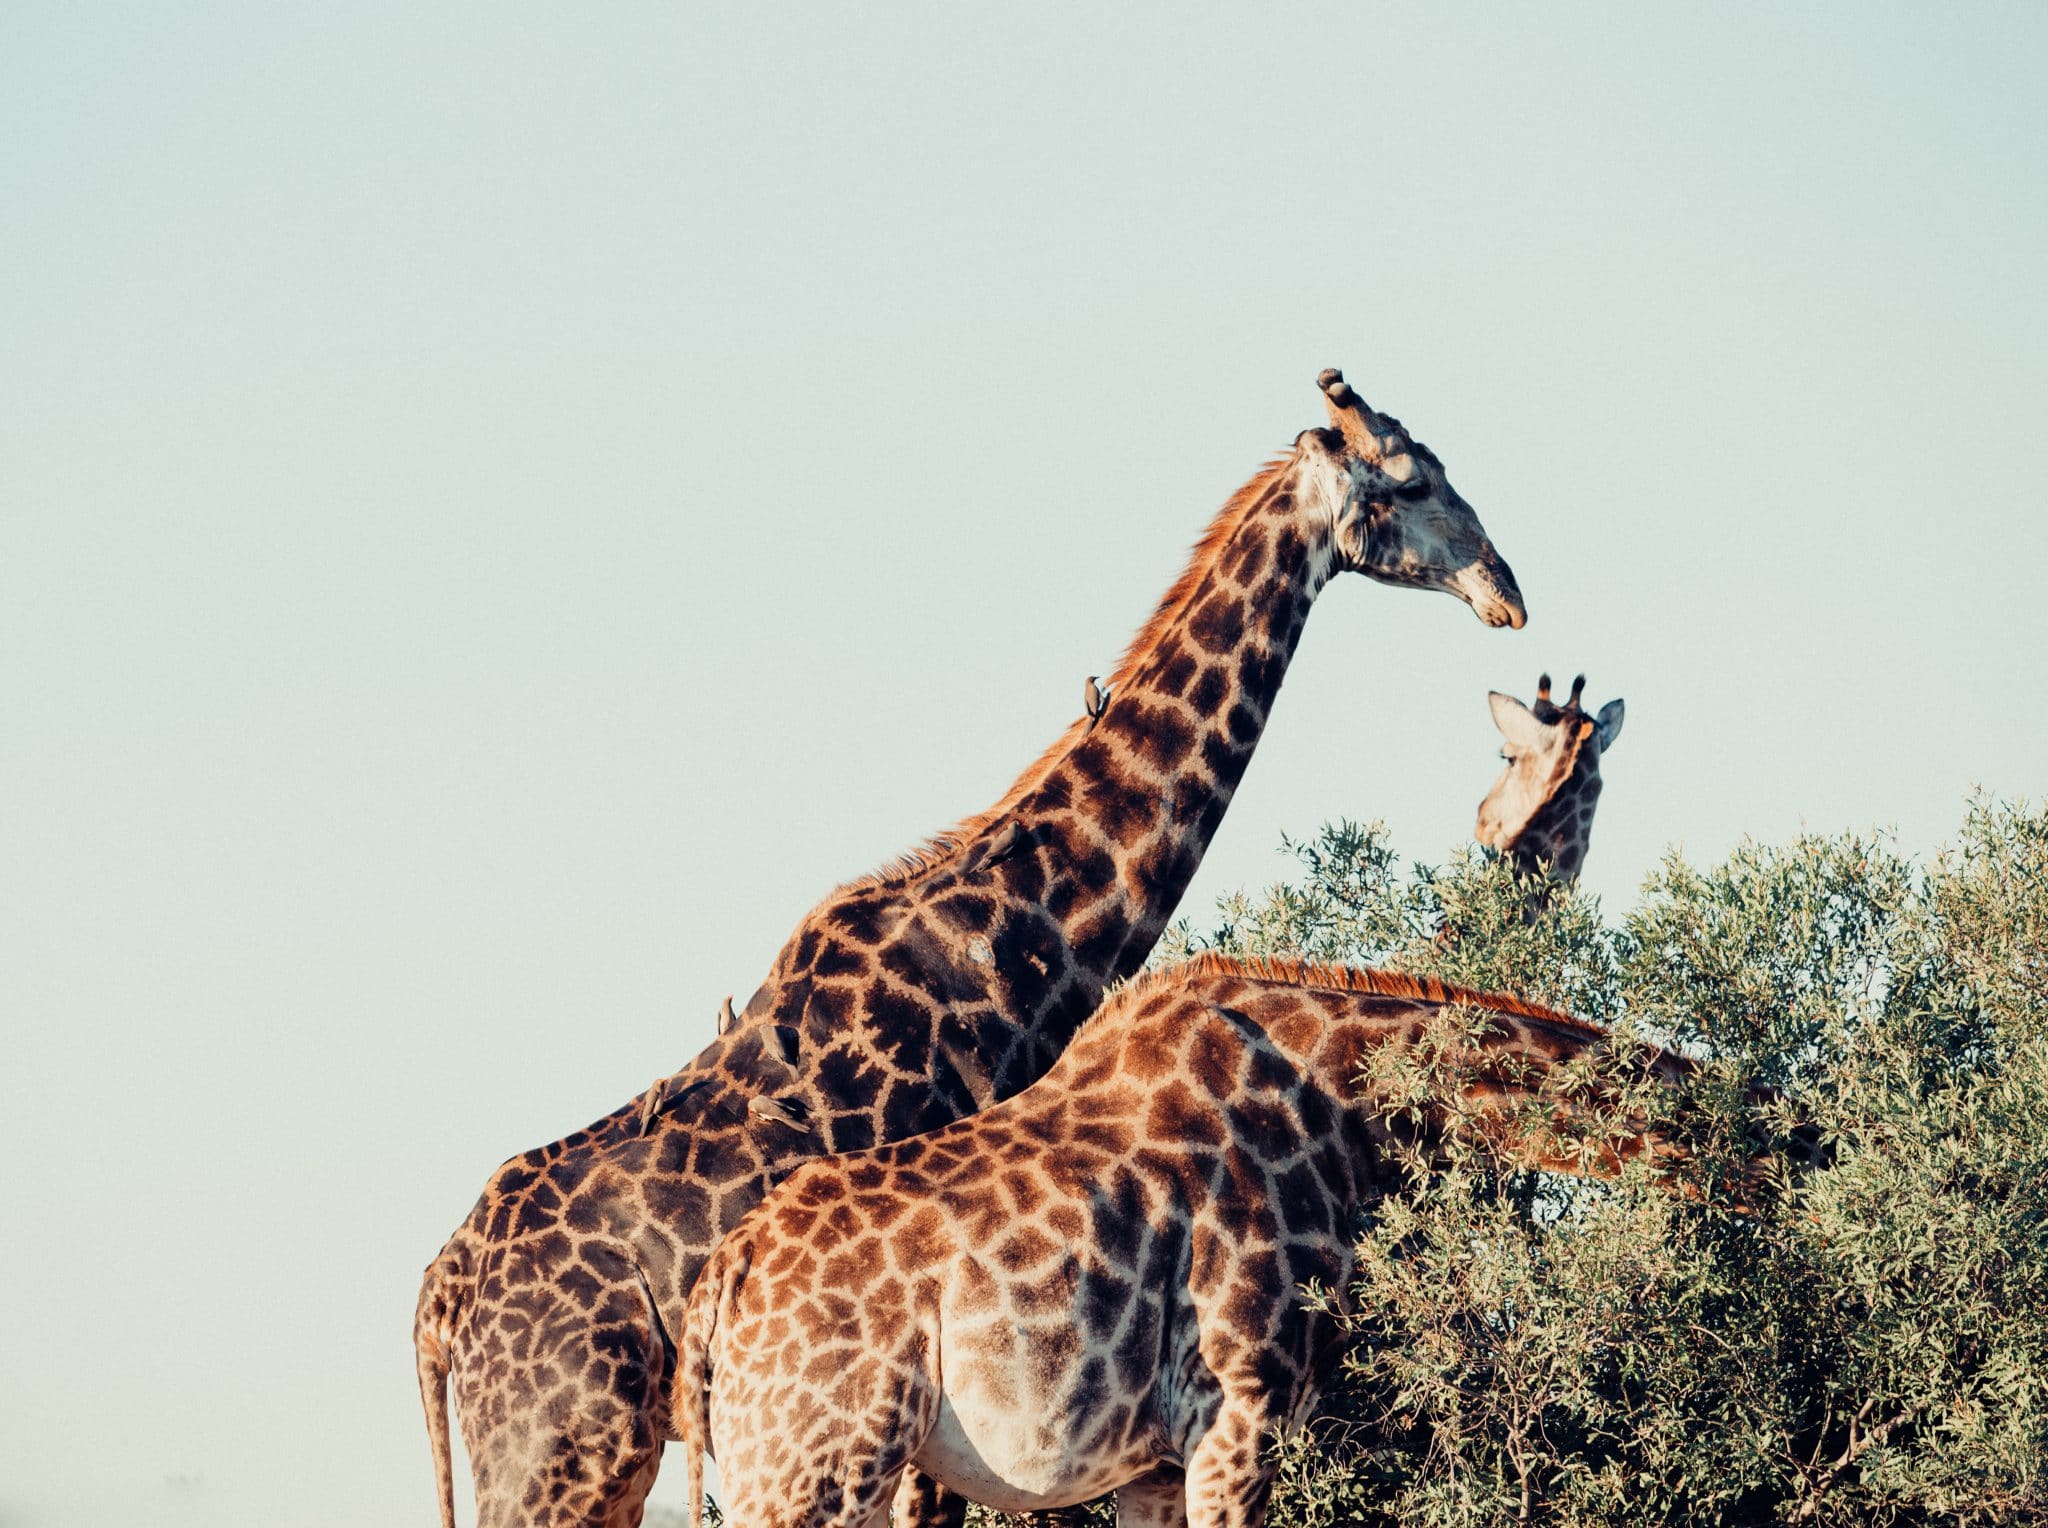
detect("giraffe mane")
[1093,453,1301,698]
[1131,951,1614,1043]
[836,452,1303,895]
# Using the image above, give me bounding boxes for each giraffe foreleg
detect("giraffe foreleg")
[1179,1399,1277,1528]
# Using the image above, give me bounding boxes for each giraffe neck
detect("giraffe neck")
[1505,748,1603,889]
[1092,958,1694,1187]
[1006,453,1342,974]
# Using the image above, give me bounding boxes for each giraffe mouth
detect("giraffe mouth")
[1452,558,1528,629]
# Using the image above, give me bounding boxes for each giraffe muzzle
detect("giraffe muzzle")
[1451,553,1527,630]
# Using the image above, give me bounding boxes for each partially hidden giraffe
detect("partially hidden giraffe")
[1474,672,1624,888]
[415,369,1528,1528]
[670,954,1739,1528]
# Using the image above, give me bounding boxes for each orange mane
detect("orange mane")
[1131,952,1613,1042]
[838,453,1302,894]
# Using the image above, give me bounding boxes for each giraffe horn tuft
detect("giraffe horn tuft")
[1536,673,1552,702]
[1569,674,1587,707]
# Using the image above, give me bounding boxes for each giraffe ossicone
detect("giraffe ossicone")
[672,956,1750,1528]
[416,370,1527,1528]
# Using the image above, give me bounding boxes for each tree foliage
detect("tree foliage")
[1151,797,2048,1526]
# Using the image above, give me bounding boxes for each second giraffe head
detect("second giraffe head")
[1476,672,1625,884]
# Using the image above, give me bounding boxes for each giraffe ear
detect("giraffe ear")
[1593,698,1625,752]
[1488,691,1549,753]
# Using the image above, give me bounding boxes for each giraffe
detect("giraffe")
[1474,672,1624,888]
[669,954,1740,1528]
[416,369,1528,1528]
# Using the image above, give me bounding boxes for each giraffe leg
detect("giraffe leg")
[1180,1401,1277,1528]
[598,1444,663,1528]
[719,1356,942,1528]
[1113,1470,1188,1528]
[891,1467,968,1528]
[725,1442,918,1528]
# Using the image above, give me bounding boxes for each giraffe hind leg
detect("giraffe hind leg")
[723,1358,941,1528]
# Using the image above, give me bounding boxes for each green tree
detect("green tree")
[1181,799,2048,1526]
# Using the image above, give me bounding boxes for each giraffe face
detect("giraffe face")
[1309,373,1525,627]
[1475,685,1624,869]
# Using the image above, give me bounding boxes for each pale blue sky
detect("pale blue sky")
[2,5,2043,1525]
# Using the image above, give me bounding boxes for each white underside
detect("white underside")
[913,1390,1160,1514]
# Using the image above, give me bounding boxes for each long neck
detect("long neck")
[1013,454,1340,970]
[1317,999,1690,1181]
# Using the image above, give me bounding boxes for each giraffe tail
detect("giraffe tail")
[414,1245,470,1528]
[672,1243,735,1528]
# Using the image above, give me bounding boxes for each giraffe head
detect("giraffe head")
[1475,672,1625,883]
[1305,368,1526,628]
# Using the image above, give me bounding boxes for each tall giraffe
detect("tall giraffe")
[1474,672,1624,888]
[416,371,1528,1528]
[670,955,1728,1528]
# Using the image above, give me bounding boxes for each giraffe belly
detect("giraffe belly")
[914,1392,1155,1514]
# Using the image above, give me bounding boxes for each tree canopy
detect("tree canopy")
[964,797,2048,1526]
